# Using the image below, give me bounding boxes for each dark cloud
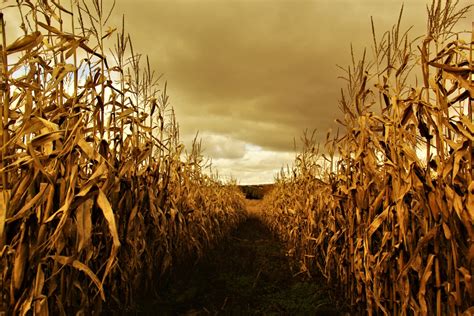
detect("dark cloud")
[107,0,471,154]
[102,0,472,183]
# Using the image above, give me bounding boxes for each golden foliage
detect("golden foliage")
[262,2,473,315]
[0,1,245,314]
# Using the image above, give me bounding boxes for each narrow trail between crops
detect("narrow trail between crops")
[136,200,341,315]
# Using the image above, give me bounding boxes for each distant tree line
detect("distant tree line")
[239,184,274,199]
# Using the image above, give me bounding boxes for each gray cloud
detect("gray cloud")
[106,0,471,155]
[103,0,472,183]
[182,133,247,159]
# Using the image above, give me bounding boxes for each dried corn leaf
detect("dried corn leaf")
[0,190,10,247]
[50,255,105,300]
[6,31,43,54]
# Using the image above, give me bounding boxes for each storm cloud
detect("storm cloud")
[107,0,473,183]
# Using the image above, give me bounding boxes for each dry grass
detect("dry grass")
[261,1,473,315]
[0,1,245,314]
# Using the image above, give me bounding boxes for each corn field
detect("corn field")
[0,0,245,314]
[262,1,473,315]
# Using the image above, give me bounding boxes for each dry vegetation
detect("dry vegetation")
[262,1,473,315]
[0,0,245,314]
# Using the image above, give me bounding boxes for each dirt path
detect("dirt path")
[135,200,341,315]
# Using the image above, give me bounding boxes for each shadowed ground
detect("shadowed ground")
[134,200,342,315]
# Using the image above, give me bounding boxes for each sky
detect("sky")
[3,0,473,184]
